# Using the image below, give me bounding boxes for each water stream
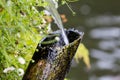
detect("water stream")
[45,0,69,45]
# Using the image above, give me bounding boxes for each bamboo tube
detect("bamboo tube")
[23,29,83,80]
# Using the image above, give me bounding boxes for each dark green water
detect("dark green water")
[58,0,120,80]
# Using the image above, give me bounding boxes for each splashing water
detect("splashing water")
[45,0,69,45]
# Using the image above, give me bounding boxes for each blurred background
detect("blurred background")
[57,0,120,80]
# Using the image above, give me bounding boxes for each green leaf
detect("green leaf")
[74,43,91,69]
[64,78,70,80]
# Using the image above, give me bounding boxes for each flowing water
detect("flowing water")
[45,0,69,45]
[58,0,120,80]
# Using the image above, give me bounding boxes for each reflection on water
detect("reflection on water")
[90,27,120,39]
[98,40,119,50]
[86,17,120,80]
[98,75,120,80]
[86,16,120,27]
[89,25,120,80]
[88,18,120,80]
[90,75,120,80]
[58,0,120,80]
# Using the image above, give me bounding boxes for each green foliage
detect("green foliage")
[75,43,90,69]
[61,0,77,16]
[62,0,78,3]
[64,78,70,80]
[0,0,48,79]
[0,0,90,79]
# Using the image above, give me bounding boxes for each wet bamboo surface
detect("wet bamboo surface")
[23,29,83,80]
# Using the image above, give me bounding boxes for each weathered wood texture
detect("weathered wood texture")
[23,29,83,80]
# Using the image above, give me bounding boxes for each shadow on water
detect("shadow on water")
[57,0,120,80]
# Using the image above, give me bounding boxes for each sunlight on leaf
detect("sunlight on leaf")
[64,78,70,80]
[74,43,91,69]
